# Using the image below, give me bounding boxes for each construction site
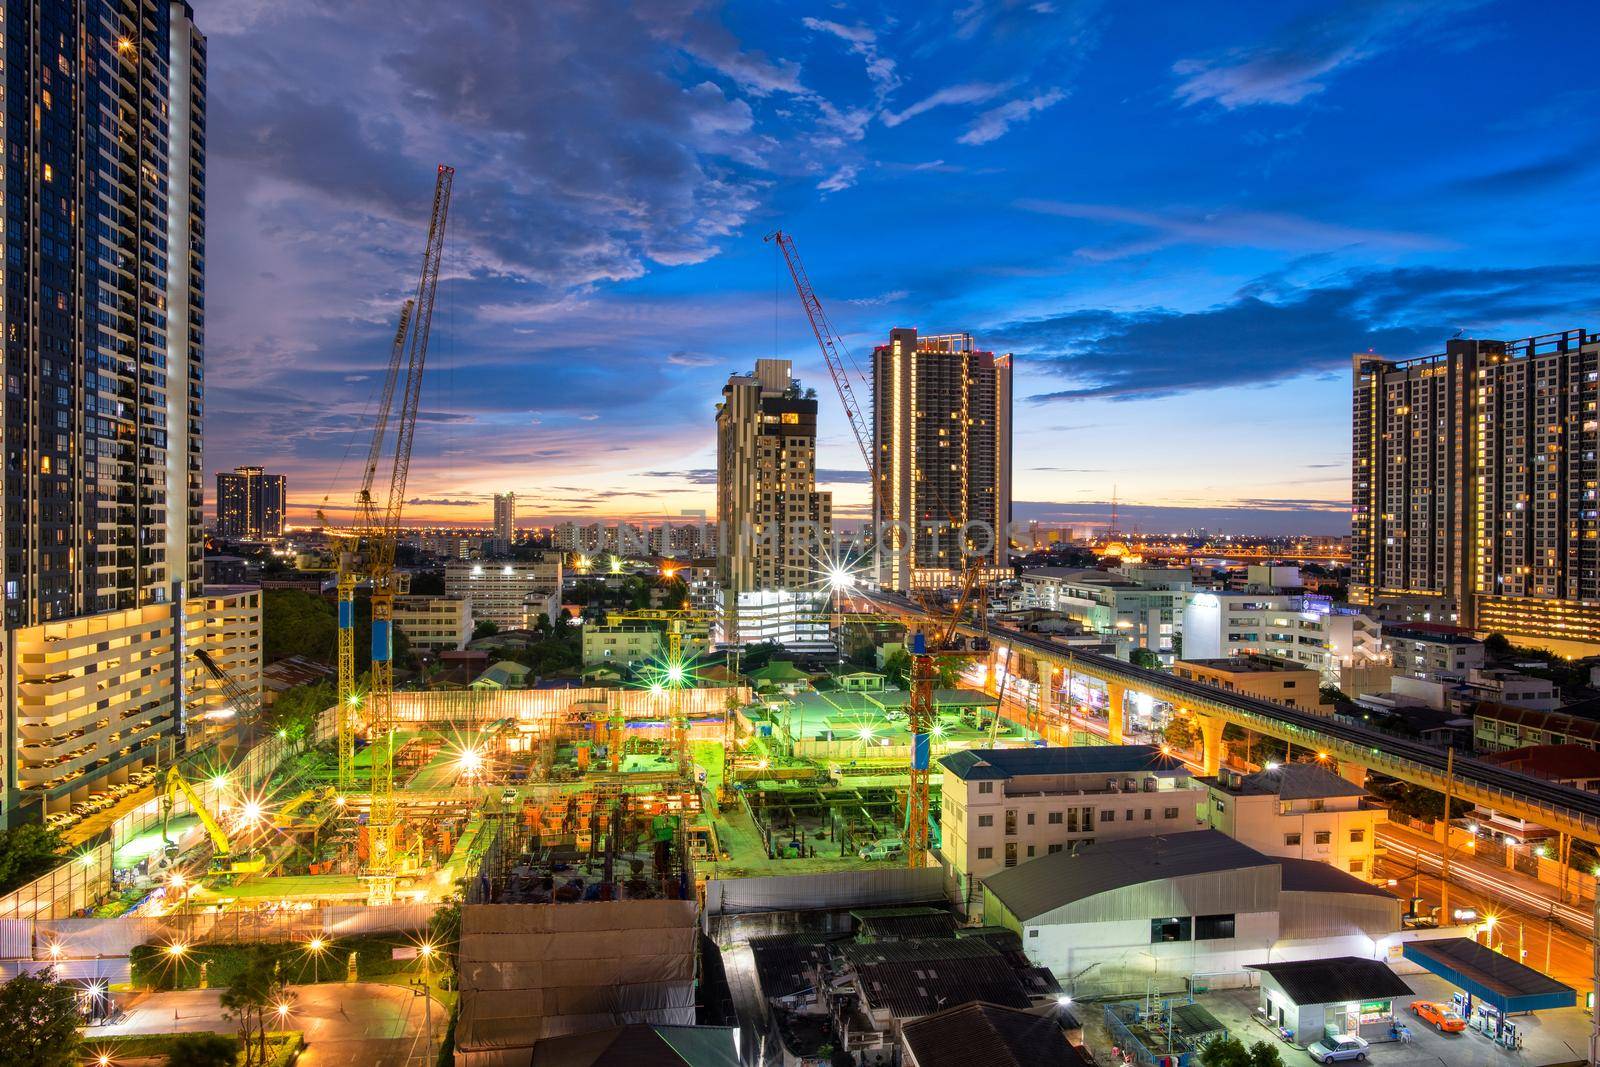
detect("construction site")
[100,192,1027,940]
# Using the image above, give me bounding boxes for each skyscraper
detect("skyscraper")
[1352,330,1600,653]
[2,1,218,825]
[493,492,517,548]
[216,466,287,539]
[872,328,1012,592]
[715,359,832,645]
[3,0,206,623]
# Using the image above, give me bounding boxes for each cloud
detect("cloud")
[959,89,1066,144]
[881,81,1010,127]
[1016,199,1446,260]
[666,350,718,367]
[845,289,909,307]
[817,164,861,193]
[408,497,482,507]
[1172,0,1485,109]
[802,17,900,104]
[995,262,1600,403]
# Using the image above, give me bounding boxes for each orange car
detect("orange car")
[1412,1001,1467,1032]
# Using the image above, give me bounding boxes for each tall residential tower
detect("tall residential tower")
[1352,330,1600,653]
[216,466,287,539]
[715,359,832,645]
[0,1,227,824]
[872,328,1012,592]
[493,492,517,549]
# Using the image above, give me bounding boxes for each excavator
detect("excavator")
[160,767,264,876]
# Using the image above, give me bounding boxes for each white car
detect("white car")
[1309,1035,1369,1063]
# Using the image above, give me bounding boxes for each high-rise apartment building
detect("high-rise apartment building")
[872,329,1012,592]
[216,466,287,539]
[1,3,223,824]
[4,1,206,623]
[493,492,517,549]
[716,359,832,592]
[1352,330,1600,652]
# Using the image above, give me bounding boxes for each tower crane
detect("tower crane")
[332,300,415,793]
[767,230,996,870]
[321,166,453,903]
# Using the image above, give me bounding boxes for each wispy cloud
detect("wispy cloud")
[818,164,861,193]
[959,88,1066,144]
[881,81,1009,127]
[802,17,900,104]
[1172,0,1486,109]
[1016,199,1446,259]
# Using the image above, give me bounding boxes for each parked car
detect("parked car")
[857,838,904,861]
[1309,1036,1368,1063]
[1412,1001,1466,1032]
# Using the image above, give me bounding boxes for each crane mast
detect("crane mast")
[360,165,454,905]
[337,300,415,793]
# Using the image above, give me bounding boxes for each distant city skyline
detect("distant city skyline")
[202,1,1599,537]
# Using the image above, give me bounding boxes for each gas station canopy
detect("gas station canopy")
[1402,938,1575,1014]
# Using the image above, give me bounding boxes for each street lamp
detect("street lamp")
[306,936,327,983]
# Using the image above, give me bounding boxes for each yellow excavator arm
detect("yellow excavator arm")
[163,767,265,875]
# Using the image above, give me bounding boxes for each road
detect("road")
[86,981,448,1066]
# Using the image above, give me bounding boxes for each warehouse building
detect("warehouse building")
[980,830,1401,994]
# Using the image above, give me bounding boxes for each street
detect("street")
[86,981,448,1067]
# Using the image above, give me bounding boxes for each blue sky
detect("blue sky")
[201,0,1600,535]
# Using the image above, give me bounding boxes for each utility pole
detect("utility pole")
[1440,747,1455,923]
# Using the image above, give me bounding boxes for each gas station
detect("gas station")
[1401,938,1576,1051]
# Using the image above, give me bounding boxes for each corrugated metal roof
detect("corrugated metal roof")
[982,831,1271,921]
[749,935,839,1001]
[1402,938,1575,1012]
[1246,957,1412,1006]
[856,955,1030,1018]
[1215,763,1370,801]
[940,745,1187,782]
[1279,858,1399,898]
[903,1001,1091,1067]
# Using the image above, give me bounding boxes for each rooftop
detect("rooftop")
[940,745,1187,783]
[1384,627,1481,646]
[1204,762,1370,801]
[1177,656,1310,675]
[982,830,1395,921]
[902,1001,1091,1067]
[1246,957,1412,1006]
[1481,744,1600,782]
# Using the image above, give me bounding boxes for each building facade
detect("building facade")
[581,624,663,668]
[938,746,1206,913]
[873,329,1012,592]
[715,359,831,642]
[216,466,286,540]
[445,558,563,629]
[1382,627,1486,680]
[492,492,517,549]
[1020,567,1189,656]
[393,595,471,653]
[1353,331,1600,652]
[4,0,206,624]
[0,1,211,823]
[1202,764,1385,878]
[1182,592,1387,690]
[1173,656,1324,712]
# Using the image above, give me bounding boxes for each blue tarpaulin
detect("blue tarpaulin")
[1402,938,1575,1013]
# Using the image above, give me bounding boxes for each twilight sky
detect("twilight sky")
[201,0,1600,536]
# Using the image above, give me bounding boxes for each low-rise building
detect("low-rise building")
[1173,655,1323,712]
[1383,627,1486,680]
[980,830,1402,995]
[938,746,1205,912]
[446,558,562,629]
[1473,700,1600,753]
[1201,763,1386,879]
[393,595,471,653]
[583,624,664,668]
[1182,592,1387,689]
[1019,567,1188,657]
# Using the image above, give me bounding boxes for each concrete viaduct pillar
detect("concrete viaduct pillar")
[1336,758,1368,788]
[1198,715,1225,775]
[1036,662,1055,729]
[1106,682,1126,744]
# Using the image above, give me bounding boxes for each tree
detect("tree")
[1129,648,1162,670]
[0,824,66,895]
[881,649,911,689]
[1163,716,1199,752]
[1483,632,1513,659]
[262,588,337,664]
[262,681,335,744]
[408,570,445,596]
[1199,1036,1251,1067]
[164,1033,239,1067]
[221,960,275,1066]
[1248,1040,1284,1067]
[472,620,500,641]
[1319,684,1351,706]
[0,970,83,1067]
